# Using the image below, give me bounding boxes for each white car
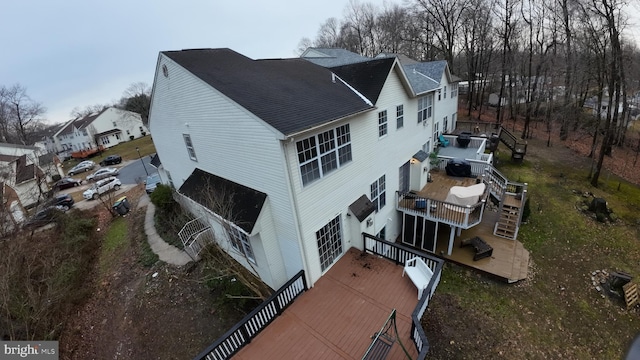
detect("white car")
[86,167,119,182]
[83,176,122,200]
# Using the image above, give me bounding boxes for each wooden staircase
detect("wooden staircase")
[494,194,521,240]
[498,127,527,162]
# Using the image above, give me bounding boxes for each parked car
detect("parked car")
[45,193,74,211]
[86,167,119,182]
[145,173,162,194]
[23,207,63,229]
[53,177,82,190]
[83,176,122,200]
[100,154,122,166]
[68,160,96,176]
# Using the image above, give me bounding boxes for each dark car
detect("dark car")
[100,154,122,166]
[53,177,82,190]
[23,207,63,229]
[46,193,74,211]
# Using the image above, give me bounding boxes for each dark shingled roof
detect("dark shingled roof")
[162,49,375,135]
[178,168,266,233]
[348,195,376,222]
[412,150,429,163]
[150,153,161,168]
[329,58,395,105]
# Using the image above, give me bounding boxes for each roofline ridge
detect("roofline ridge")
[331,73,373,106]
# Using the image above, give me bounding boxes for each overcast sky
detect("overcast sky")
[0,0,390,125]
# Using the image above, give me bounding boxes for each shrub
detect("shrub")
[149,184,175,212]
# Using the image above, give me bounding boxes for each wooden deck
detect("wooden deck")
[235,248,419,360]
[417,171,478,201]
[433,210,529,282]
[401,170,529,282]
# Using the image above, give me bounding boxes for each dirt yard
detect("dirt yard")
[59,187,243,360]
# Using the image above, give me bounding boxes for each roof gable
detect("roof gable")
[403,61,449,94]
[178,168,267,233]
[163,49,375,136]
[329,58,396,105]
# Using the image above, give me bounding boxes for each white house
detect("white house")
[52,107,148,154]
[148,48,460,290]
[0,154,47,209]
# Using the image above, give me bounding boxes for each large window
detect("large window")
[396,105,404,129]
[370,175,386,211]
[418,95,433,123]
[316,216,343,272]
[451,83,458,97]
[378,110,388,137]
[183,134,197,161]
[229,225,256,264]
[296,124,352,186]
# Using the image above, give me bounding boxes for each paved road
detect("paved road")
[118,156,156,185]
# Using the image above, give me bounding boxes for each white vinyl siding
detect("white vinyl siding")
[150,54,298,289]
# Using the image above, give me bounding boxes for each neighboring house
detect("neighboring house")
[0,142,61,183]
[148,48,460,290]
[0,154,47,209]
[52,107,148,154]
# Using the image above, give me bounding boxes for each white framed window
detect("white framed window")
[451,83,458,97]
[444,86,447,99]
[437,89,442,101]
[101,137,110,145]
[433,122,440,144]
[296,124,352,186]
[316,215,343,272]
[370,175,386,211]
[378,110,388,137]
[396,105,404,129]
[115,133,121,140]
[183,134,197,161]
[443,116,448,133]
[112,121,117,127]
[229,225,256,264]
[418,95,433,123]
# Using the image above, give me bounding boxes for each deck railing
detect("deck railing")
[362,233,445,359]
[193,270,308,360]
[455,120,499,134]
[396,190,487,229]
[434,156,491,177]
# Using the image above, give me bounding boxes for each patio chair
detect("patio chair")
[438,134,449,147]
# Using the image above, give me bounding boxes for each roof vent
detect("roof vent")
[331,73,336,83]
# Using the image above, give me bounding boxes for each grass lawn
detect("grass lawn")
[62,136,156,170]
[424,141,640,359]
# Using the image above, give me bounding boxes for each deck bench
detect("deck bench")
[402,257,434,299]
[460,236,493,261]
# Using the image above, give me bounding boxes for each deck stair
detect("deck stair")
[498,127,527,162]
[494,194,521,240]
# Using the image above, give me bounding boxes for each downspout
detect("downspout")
[281,139,312,288]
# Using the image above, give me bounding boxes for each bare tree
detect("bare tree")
[118,82,151,127]
[2,84,46,144]
[69,104,108,119]
[414,0,470,67]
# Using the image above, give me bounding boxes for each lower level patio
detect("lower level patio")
[234,248,420,359]
[433,210,529,282]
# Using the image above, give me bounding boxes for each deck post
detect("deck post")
[447,227,456,255]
